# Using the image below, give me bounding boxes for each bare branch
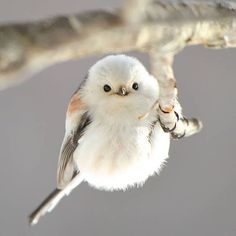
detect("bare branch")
[149,51,202,138]
[0,1,236,89]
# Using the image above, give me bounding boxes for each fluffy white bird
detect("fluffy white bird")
[29,54,199,225]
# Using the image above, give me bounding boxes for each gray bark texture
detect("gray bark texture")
[0,0,236,89]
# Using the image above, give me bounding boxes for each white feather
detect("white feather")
[30,54,171,225]
[74,54,170,190]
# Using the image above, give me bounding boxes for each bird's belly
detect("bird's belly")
[74,123,169,190]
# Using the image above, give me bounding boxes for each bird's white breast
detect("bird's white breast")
[73,114,170,191]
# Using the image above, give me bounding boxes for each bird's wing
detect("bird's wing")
[57,87,91,189]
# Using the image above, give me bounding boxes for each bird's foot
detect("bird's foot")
[158,106,203,139]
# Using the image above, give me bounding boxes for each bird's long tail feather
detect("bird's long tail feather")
[29,173,84,226]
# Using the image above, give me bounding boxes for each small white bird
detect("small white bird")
[29,54,200,225]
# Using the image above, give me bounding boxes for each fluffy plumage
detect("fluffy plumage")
[29,54,170,225]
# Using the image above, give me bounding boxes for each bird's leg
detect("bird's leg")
[150,52,202,139]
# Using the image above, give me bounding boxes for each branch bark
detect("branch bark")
[0,0,236,89]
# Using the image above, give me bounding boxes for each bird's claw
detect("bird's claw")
[158,108,202,139]
[158,110,179,133]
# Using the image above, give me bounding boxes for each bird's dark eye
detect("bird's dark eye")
[103,84,111,92]
[132,82,139,90]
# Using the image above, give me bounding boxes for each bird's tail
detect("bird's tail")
[29,173,84,226]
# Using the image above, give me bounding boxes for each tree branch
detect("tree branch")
[0,0,236,89]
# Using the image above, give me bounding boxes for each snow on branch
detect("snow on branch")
[0,0,236,89]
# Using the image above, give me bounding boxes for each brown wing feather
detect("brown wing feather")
[57,87,90,189]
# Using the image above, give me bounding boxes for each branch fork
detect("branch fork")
[0,0,235,136]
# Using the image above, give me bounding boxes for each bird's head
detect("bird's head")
[81,55,159,120]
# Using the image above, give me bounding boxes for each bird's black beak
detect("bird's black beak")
[117,86,129,96]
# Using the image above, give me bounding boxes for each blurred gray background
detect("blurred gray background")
[0,0,236,236]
